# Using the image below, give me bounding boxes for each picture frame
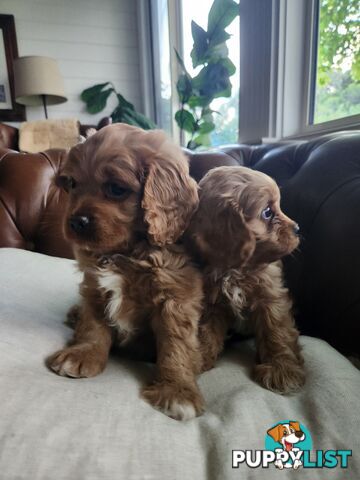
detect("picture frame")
[0,14,25,121]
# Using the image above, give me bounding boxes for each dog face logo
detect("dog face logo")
[266,421,306,469]
[268,421,305,451]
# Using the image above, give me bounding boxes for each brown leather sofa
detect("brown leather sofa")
[1,125,359,356]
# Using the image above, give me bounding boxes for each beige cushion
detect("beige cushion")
[19,118,80,152]
[0,248,359,479]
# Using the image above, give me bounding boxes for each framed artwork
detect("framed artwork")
[0,14,25,121]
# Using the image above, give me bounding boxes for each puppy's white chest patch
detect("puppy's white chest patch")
[96,269,133,339]
[97,269,123,320]
[222,273,246,312]
[222,273,252,334]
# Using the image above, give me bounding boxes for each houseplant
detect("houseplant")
[175,0,239,149]
[80,82,156,130]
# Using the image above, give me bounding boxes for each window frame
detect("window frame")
[136,0,156,122]
[240,0,360,143]
[296,0,360,138]
[137,0,183,139]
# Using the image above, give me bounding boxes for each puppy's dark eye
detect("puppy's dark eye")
[104,182,129,199]
[261,206,274,221]
[58,175,76,193]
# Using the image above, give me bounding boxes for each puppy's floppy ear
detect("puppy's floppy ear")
[290,421,301,431]
[66,141,84,164]
[142,150,198,246]
[267,424,283,443]
[54,142,83,189]
[191,202,256,269]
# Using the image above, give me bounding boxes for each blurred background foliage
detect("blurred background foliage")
[314,0,360,123]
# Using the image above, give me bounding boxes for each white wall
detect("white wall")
[0,0,142,125]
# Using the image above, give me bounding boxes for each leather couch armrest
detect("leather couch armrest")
[0,148,73,258]
[0,124,19,150]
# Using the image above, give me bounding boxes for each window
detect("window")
[311,0,360,124]
[239,0,360,142]
[148,0,359,143]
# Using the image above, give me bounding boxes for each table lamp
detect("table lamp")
[14,56,67,118]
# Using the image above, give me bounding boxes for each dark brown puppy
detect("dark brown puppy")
[186,166,305,394]
[47,124,204,420]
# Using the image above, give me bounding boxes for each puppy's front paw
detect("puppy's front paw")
[65,304,81,328]
[200,355,217,373]
[141,382,205,420]
[253,361,305,394]
[46,344,107,378]
[97,253,125,269]
[97,255,112,268]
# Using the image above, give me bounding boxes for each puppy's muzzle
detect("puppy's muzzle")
[293,223,300,235]
[69,215,91,235]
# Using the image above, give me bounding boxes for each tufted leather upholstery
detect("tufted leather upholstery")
[0,123,19,151]
[0,148,72,258]
[0,130,359,355]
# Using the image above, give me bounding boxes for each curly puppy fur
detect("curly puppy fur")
[46,124,204,420]
[186,166,305,394]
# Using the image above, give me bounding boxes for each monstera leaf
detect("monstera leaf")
[190,21,209,68]
[192,62,232,98]
[81,83,114,114]
[175,109,198,133]
[177,74,193,103]
[207,0,239,46]
[121,109,157,130]
[80,83,156,130]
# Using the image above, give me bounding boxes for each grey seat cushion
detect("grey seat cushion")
[0,248,359,480]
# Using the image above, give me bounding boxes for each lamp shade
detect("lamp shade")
[14,56,67,106]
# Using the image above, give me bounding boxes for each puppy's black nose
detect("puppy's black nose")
[293,223,300,235]
[295,430,304,438]
[69,215,91,234]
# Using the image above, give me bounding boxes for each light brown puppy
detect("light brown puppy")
[186,166,305,394]
[47,124,204,420]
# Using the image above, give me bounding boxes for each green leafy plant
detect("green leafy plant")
[80,82,156,130]
[175,0,239,149]
[317,0,360,85]
[314,0,360,123]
